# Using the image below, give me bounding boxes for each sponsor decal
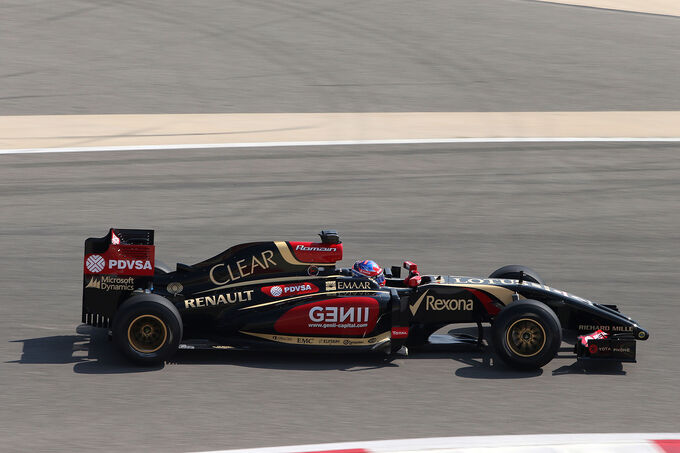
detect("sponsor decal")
[111,231,121,245]
[589,343,633,354]
[241,331,390,346]
[166,282,183,295]
[410,290,474,315]
[288,241,343,264]
[274,297,379,335]
[262,282,318,298]
[391,327,409,339]
[84,245,154,276]
[184,290,254,309]
[85,275,135,291]
[337,280,371,291]
[209,250,277,285]
[295,244,337,252]
[409,290,429,315]
[578,324,633,333]
[85,255,106,273]
[325,280,372,292]
[447,277,595,305]
[307,265,319,276]
[426,295,474,311]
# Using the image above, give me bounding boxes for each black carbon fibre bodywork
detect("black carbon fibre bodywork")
[82,229,649,363]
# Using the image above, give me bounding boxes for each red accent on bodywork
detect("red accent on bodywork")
[579,329,608,346]
[466,288,500,315]
[653,440,680,453]
[261,282,319,298]
[84,245,154,276]
[403,261,418,272]
[288,242,343,263]
[275,297,379,335]
[391,327,409,339]
[405,274,422,287]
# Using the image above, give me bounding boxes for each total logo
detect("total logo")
[261,282,318,298]
[85,254,153,274]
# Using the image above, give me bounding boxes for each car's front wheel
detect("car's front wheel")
[112,294,182,365]
[489,265,544,285]
[491,299,561,370]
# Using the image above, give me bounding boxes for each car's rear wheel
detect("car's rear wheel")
[491,299,561,370]
[154,259,173,275]
[489,265,544,285]
[112,294,182,365]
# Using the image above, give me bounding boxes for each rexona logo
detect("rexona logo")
[426,295,474,311]
[262,282,318,298]
[274,297,379,335]
[184,290,254,309]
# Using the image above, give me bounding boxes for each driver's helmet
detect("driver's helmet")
[352,260,386,286]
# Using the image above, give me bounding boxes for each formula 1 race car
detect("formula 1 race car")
[81,229,649,370]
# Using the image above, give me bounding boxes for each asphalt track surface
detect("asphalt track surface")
[2,143,680,452]
[2,0,680,114]
[2,1,680,452]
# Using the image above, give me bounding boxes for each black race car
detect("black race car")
[81,229,649,370]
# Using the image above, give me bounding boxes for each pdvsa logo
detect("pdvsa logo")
[109,259,153,271]
[84,254,153,274]
[262,282,318,298]
[85,255,106,273]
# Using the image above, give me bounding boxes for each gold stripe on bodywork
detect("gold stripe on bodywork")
[240,331,391,346]
[196,275,336,294]
[274,241,334,266]
[438,284,516,304]
[239,289,390,310]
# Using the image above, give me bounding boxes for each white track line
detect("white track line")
[190,433,680,453]
[2,137,680,155]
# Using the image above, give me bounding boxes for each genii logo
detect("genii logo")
[274,297,379,336]
[261,282,319,298]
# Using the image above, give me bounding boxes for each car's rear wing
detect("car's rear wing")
[82,228,155,328]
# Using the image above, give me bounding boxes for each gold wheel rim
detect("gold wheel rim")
[506,318,546,358]
[127,314,167,353]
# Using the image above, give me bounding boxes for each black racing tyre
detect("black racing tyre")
[489,265,544,285]
[491,299,561,370]
[154,259,173,275]
[112,294,183,365]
